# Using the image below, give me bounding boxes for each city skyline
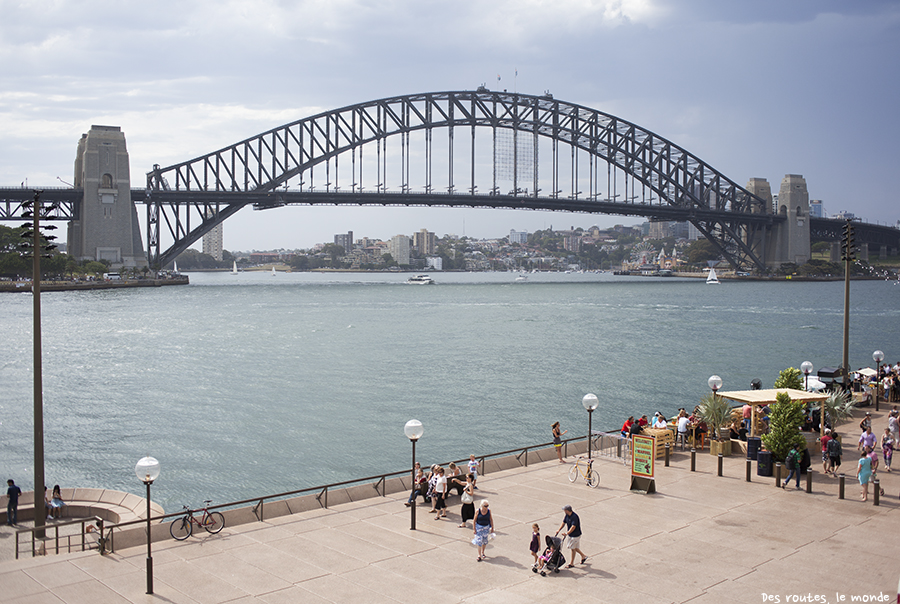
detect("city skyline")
[1,1,898,251]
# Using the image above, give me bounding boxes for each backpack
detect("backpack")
[785,449,801,469]
[827,438,841,457]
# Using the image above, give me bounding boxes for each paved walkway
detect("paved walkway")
[3,416,898,603]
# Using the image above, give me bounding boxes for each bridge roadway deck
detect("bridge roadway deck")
[2,422,897,604]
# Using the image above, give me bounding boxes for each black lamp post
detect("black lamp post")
[404,420,423,530]
[873,351,884,411]
[582,394,598,458]
[135,456,160,594]
[708,375,722,439]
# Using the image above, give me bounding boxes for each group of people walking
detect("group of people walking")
[854,407,898,501]
[405,455,481,526]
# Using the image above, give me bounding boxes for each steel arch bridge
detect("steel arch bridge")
[146,89,778,270]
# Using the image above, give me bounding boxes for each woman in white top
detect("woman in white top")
[432,467,448,519]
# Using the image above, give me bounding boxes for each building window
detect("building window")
[101,173,114,189]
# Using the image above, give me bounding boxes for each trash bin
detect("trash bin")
[747,437,762,461]
[757,450,773,476]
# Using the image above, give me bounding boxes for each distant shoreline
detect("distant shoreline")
[0,276,189,293]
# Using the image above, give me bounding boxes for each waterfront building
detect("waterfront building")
[202,209,224,261]
[334,231,353,252]
[648,220,669,240]
[509,229,528,244]
[413,229,435,255]
[809,199,824,218]
[390,235,410,265]
[426,257,443,270]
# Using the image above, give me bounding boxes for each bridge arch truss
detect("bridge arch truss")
[146,90,776,270]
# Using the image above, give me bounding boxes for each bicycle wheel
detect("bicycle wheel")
[203,511,225,534]
[568,464,579,482]
[170,516,192,540]
[587,470,601,489]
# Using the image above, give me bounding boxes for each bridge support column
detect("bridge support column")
[745,178,776,269]
[68,126,147,270]
[766,174,810,268]
[830,242,841,263]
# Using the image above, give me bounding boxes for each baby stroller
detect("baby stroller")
[536,535,566,575]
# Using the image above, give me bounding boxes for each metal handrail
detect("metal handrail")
[15,516,105,559]
[96,432,619,552]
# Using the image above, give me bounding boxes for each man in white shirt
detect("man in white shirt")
[677,413,690,449]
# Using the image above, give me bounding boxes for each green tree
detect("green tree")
[774,367,803,390]
[685,238,718,265]
[83,261,107,275]
[761,392,805,462]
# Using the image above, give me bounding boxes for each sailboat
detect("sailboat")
[231,261,239,275]
[271,266,277,276]
[706,267,720,284]
[173,260,179,274]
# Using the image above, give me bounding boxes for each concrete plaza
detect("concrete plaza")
[2,419,898,603]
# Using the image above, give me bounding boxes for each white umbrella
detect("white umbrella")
[805,376,827,391]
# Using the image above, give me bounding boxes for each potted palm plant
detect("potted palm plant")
[697,392,733,456]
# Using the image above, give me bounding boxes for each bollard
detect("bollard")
[838,474,845,499]
[873,479,880,506]
[665,443,670,467]
[775,463,782,487]
[717,453,723,477]
[745,459,752,482]
[806,469,812,493]
[690,448,696,472]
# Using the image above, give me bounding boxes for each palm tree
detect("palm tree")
[820,390,854,430]
[697,393,731,440]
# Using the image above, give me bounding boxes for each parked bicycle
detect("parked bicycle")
[169,500,225,540]
[568,456,600,488]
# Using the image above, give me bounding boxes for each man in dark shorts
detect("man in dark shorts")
[7,479,22,526]
[555,504,587,568]
[827,433,842,475]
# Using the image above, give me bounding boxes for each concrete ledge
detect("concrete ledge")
[0,489,161,526]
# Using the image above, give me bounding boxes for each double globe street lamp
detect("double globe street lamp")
[135,456,160,595]
[404,420,424,531]
[582,393,599,459]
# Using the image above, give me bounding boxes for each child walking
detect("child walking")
[468,454,480,489]
[529,523,541,570]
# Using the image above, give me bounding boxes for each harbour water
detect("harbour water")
[1,271,898,512]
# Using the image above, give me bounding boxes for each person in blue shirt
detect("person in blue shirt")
[6,479,22,526]
[555,504,587,568]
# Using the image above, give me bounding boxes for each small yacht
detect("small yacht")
[706,267,720,284]
[407,274,435,284]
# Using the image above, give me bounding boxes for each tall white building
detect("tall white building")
[509,229,528,244]
[390,235,410,266]
[202,212,223,261]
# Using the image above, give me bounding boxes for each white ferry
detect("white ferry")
[407,274,435,284]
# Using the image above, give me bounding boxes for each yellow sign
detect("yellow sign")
[631,434,655,478]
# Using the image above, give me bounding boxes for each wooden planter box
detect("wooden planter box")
[709,438,732,457]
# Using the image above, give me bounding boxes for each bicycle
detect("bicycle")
[169,500,225,540]
[568,455,600,488]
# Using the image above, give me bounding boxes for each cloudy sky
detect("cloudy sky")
[2,0,898,251]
